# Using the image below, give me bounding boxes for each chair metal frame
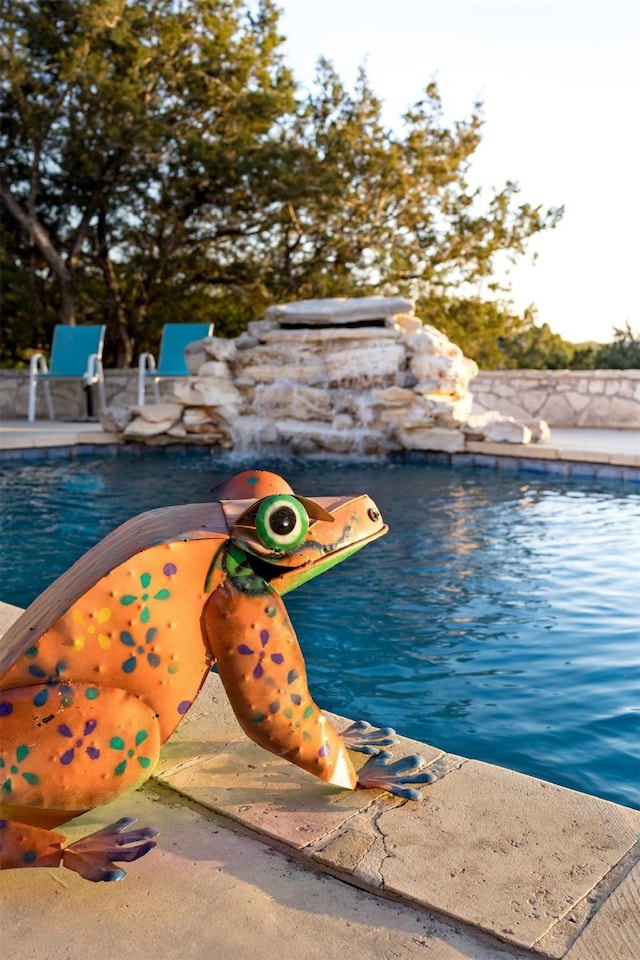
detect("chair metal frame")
[137,323,213,405]
[28,325,107,422]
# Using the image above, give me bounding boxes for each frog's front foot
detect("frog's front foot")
[357,751,435,800]
[340,720,398,755]
[62,817,159,882]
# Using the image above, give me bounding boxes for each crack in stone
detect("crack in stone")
[370,797,405,889]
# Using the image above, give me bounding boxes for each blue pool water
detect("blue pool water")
[1,453,639,809]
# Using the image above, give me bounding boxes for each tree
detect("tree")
[497,314,575,369]
[256,64,563,307]
[1,0,295,364]
[593,322,640,369]
[1,2,563,368]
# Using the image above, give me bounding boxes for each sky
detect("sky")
[277,0,637,344]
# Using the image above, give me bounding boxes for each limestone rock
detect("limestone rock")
[171,377,242,407]
[396,426,465,453]
[197,360,233,380]
[254,382,331,422]
[393,313,423,335]
[182,408,227,439]
[124,416,178,438]
[529,419,551,442]
[483,418,533,444]
[100,406,133,432]
[266,296,413,327]
[200,336,238,364]
[172,381,208,406]
[429,394,474,426]
[234,331,260,350]
[132,402,183,423]
[183,339,211,375]
[237,362,326,386]
[166,422,188,438]
[406,325,463,360]
[372,386,416,407]
[325,343,406,387]
[462,411,503,439]
[378,397,436,429]
[190,379,243,406]
[247,317,278,339]
[410,352,474,391]
[260,326,399,345]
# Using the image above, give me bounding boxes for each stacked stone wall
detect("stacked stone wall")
[472,370,640,429]
[0,369,141,421]
[2,366,639,430]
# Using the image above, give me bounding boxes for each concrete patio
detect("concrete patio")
[1,423,638,959]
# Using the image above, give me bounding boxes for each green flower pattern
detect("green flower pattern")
[120,572,170,624]
[1,745,40,795]
[110,729,152,776]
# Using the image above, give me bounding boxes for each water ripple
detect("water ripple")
[1,455,638,808]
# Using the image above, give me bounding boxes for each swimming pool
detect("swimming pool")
[1,452,638,809]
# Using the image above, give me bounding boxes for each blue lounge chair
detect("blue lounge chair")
[28,325,106,422]
[137,323,214,405]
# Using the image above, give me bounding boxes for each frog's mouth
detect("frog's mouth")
[227,491,388,595]
[244,524,388,596]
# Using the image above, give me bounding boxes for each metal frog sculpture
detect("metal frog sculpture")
[0,470,432,881]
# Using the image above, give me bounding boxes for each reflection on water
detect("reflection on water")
[1,454,639,809]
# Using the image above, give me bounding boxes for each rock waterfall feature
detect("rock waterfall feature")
[113,297,547,454]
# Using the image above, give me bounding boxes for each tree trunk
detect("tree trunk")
[96,211,133,367]
[58,284,77,325]
[0,184,77,325]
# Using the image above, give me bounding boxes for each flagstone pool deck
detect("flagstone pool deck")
[1,424,638,959]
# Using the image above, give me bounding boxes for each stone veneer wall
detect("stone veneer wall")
[2,367,639,429]
[0,369,144,421]
[471,370,640,429]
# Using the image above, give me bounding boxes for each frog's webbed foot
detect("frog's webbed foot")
[62,817,159,882]
[357,751,435,800]
[340,720,398,755]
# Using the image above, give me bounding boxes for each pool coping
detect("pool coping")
[1,596,639,960]
[0,420,639,482]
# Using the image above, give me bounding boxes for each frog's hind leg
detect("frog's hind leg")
[0,683,161,879]
[62,817,158,881]
[0,816,157,881]
[0,818,66,870]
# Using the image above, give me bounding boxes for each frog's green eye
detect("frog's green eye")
[255,495,309,551]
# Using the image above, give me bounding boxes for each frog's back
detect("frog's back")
[0,505,232,751]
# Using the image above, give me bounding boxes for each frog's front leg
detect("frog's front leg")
[204,578,433,801]
[339,720,398,755]
[204,577,359,790]
[356,752,435,800]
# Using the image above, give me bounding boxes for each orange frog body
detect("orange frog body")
[0,471,432,881]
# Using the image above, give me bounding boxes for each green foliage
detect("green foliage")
[1,0,565,368]
[497,315,576,370]
[591,323,640,369]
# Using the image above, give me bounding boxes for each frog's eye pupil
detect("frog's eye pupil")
[270,506,296,535]
[255,495,310,551]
